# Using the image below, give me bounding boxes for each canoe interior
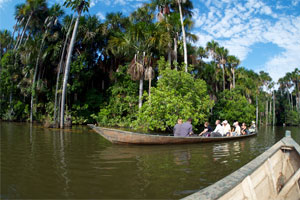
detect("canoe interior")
[219,146,300,200]
[183,134,300,200]
[87,124,257,144]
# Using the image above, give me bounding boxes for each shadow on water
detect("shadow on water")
[1,122,299,199]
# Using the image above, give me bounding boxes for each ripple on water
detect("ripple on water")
[1,122,300,199]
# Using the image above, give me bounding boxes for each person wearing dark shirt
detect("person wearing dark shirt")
[178,118,193,137]
[173,118,183,136]
[199,122,212,137]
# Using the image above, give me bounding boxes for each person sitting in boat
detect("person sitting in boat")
[199,122,212,137]
[173,118,183,136]
[222,120,231,136]
[210,120,224,137]
[249,121,256,133]
[231,121,241,136]
[241,123,250,135]
[178,118,193,137]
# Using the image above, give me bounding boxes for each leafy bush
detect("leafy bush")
[213,89,256,125]
[286,110,300,126]
[135,59,213,131]
[91,65,139,127]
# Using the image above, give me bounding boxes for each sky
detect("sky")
[0,0,300,83]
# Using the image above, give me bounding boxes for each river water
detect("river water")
[1,122,299,199]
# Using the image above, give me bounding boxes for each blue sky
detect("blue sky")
[1,0,300,83]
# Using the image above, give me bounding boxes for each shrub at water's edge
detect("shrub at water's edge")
[133,59,214,132]
[212,89,256,125]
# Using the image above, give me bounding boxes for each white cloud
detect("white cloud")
[0,0,11,9]
[192,0,300,82]
[96,11,105,21]
[292,0,300,6]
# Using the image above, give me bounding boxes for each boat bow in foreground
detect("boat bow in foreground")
[183,130,300,200]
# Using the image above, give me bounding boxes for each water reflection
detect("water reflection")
[1,122,300,199]
[173,149,191,166]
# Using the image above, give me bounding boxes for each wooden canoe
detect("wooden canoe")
[183,130,300,200]
[87,124,257,145]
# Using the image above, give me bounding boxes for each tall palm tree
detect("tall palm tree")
[60,0,90,128]
[227,55,240,89]
[177,0,187,71]
[171,0,193,71]
[53,14,74,126]
[29,3,64,123]
[15,0,48,50]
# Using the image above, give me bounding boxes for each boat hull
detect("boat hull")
[87,124,257,145]
[183,131,300,200]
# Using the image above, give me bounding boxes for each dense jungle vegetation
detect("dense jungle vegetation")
[0,0,299,131]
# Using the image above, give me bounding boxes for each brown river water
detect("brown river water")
[1,122,299,199]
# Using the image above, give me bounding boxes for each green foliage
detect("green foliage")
[286,110,300,126]
[91,65,139,127]
[135,59,213,131]
[213,89,256,125]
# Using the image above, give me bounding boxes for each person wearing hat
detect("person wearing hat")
[231,121,241,136]
[249,121,256,133]
[222,120,231,136]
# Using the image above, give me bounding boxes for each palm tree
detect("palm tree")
[216,47,228,91]
[0,30,12,59]
[53,14,75,126]
[227,55,240,89]
[177,0,187,71]
[171,0,193,71]
[28,3,64,123]
[15,0,48,50]
[60,0,90,128]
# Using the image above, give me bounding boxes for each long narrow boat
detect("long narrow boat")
[87,124,257,144]
[183,130,300,200]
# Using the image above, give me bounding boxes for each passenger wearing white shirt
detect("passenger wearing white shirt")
[211,120,224,137]
[222,120,231,136]
[231,122,241,136]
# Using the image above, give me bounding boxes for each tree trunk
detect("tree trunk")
[149,76,151,98]
[269,99,272,125]
[9,23,17,49]
[174,35,178,70]
[287,91,290,109]
[232,68,235,89]
[178,0,188,71]
[54,14,75,125]
[265,100,268,125]
[273,91,275,126]
[290,93,293,110]
[138,52,145,109]
[15,12,32,50]
[30,38,45,123]
[168,42,171,66]
[24,30,31,46]
[60,11,81,128]
[256,94,258,126]
[222,64,225,91]
[298,91,300,112]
